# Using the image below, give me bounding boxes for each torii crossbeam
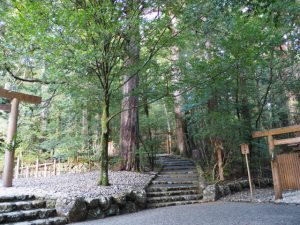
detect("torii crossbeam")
[0,87,41,187]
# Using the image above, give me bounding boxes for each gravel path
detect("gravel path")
[75,202,300,225]
[0,171,154,199]
[219,188,300,204]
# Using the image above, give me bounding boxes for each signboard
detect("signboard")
[240,143,249,155]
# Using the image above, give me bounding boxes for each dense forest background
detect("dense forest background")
[0,0,299,183]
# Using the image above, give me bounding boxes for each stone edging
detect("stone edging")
[53,189,147,222]
[38,172,158,223]
[202,178,273,202]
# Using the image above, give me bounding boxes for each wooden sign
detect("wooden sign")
[0,104,11,112]
[0,88,41,104]
[240,143,253,200]
[240,143,249,155]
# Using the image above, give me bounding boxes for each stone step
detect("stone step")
[161,160,194,164]
[157,174,198,179]
[156,177,199,182]
[160,170,197,175]
[147,194,202,204]
[0,208,57,223]
[163,167,196,171]
[147,189,199,197]
[162,161,194,164]
[0,200,46,213]
[0,195,35,203]
[151,180,198,185]
[7,216,68,225]
[147,184,199,192]
[147,199,203,209]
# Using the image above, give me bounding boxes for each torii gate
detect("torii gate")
[252,124,300,199]
[0,87,41,187]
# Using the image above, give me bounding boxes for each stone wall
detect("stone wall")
[48,190,147,223]
[202,178,273,202]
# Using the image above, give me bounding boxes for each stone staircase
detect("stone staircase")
[0,195,67,225]
[146,155,203,208]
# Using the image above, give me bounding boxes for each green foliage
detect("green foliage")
[0,0,299,182]
[0,135,21,152]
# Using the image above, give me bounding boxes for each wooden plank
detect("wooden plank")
[274,137,300,146]
[277,153,300,190]
[0,104,11,112]
[0,88,41,104]
[252,125,300,138]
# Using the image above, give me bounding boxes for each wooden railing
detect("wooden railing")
[14,157,63,179]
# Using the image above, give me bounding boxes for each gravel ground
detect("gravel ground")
[0,171,154,199]
[219,188,300,204]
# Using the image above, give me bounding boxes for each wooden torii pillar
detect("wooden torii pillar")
[252,124,300,200]
[0,88,41,187]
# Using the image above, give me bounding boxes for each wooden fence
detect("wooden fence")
[277,152,300,190]
[14,157,62,179]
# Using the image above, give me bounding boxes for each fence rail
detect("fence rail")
[14,157,62,179]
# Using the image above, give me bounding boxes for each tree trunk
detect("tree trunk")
[213,139,224,181]
[239,74,252,142]
[98,97,109,186]
[169,12,188,157]
[120,74,139,171]
[163,102,172,154]
[208,92,225,181]
[120,2,140,171]
[174,94,188,157]
[82,108,88,151]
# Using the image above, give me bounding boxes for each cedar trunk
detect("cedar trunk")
[174,93,188,157]
[120,3,140,171]
[120,74,139,171]
[170,13,188,157]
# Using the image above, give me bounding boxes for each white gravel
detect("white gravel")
[219,188,300,204]
[276,190,300,204]
[0,171,154,199]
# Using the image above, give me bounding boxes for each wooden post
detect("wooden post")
[20,161,23,178]
[25,165,29,178]
[44,163,47,177]
[2,98,19,187]
[58,159,61,175]
[268,135,282,200]
[53,159,57,175]
[0,88,42,187]
[241,144,253,200]
[245,154,253,200]
[15,155,20,179]
[217,147,224,181]
[35,158,39,178]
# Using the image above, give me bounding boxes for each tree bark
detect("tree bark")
[98,97,109,186]
[82,108,89,150]
[120,73,139,171]
[208,91,225,181]
[169,12,188,157]
[120,3,140,171]
[239,74,252,142]
[163,102,172,154]
[214,139,224,181]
